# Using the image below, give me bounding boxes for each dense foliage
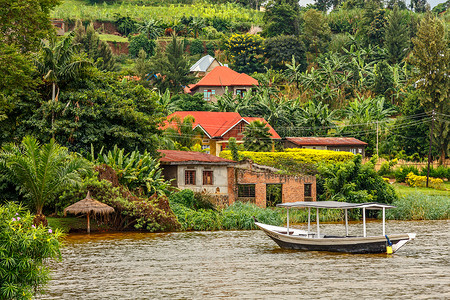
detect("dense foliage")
[0,202,63,299]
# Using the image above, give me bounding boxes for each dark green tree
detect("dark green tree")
[264,35,306,70]
[133,49,151,79]
[409,12,449,163]
[262,1,299,37]
[410,0,428,13]
[28,72,164,154]
[73,20,116,71]
[243,120,273,152]
[391,91,431,157]
[302,9,331,62]
[170,94,213,111]
[373,60,393,98]
[150,34,193,93]
[384,4,410,64]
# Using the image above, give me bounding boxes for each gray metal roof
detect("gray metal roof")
[190,55,221,72]
[277,201,395,210]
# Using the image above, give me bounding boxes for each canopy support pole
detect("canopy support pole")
[87,212,91,234]
[382,207,386,236]
[307,207,311,236]
[286,208,289,235]
[316,208,320,238]
[363,207,366,237]
[345,208,348,236]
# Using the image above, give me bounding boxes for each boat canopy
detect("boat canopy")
[277,201,395,210]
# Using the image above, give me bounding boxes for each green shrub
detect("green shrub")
[128,33,156,58]
[394,165,420,182]
[386,193,450,220]
[378,159,398,177]
[189,39,204,55]
[0,202,63,299]
[420,165,450,180]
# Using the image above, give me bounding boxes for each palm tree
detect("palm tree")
[0,136,91,224]
[35,32,92,103]
[35,33,92,136]
[243,120,273,152]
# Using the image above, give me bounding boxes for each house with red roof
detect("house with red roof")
[184,66,258,102]
[163,111,281,156]
[284,137,368,157]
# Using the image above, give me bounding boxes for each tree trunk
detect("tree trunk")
[33,213,48,227]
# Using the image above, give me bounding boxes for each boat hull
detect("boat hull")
[256,222,415,254]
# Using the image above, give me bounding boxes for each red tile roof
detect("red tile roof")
[188,66,258,92]
[158,150,235,164]
[286,137,368,146]
[164,111,280,140]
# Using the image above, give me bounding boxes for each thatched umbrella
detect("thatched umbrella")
[64,191,114,233]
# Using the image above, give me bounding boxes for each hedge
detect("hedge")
[220,148,354,165]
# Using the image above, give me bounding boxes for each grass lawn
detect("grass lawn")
[99,34,128,43]
[392,182,450,197]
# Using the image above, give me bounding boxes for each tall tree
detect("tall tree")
[264,35,306,71]
[409,12,449,163]
[263,1,299,37]
[74,20,116,71]
[384,4,410,64]
[150,34,192,93]
[302,9,331,62]
[0,136,91,222]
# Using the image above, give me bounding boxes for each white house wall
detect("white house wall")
[177,165,229,195]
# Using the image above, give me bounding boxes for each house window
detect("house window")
[203,89,215,101]
[350,148,357,154]
[238,184,255,197]
[304,183,312,198]
[203,171,213,185]
[358,148,362,154]
[185,170,196,185]
[235,89,246,98]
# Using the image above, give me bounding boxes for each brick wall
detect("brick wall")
[228,167,316,208]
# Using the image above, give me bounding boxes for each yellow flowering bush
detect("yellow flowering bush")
[220,149,353,165]
[405,172,444,189]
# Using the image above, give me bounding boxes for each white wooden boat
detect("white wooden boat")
[255,201,416,254]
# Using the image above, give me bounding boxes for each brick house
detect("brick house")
[284,137,368,158]
[163,111,281,156]
[159,150,316,208]
[184,66,258,102]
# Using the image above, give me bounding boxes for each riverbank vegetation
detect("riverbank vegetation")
[0,202,63,299]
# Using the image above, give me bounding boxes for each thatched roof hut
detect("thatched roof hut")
[64,191,114,233]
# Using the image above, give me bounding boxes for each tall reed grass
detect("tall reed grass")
[386,193,450,220]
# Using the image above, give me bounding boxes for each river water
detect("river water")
[40,220,449,299]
